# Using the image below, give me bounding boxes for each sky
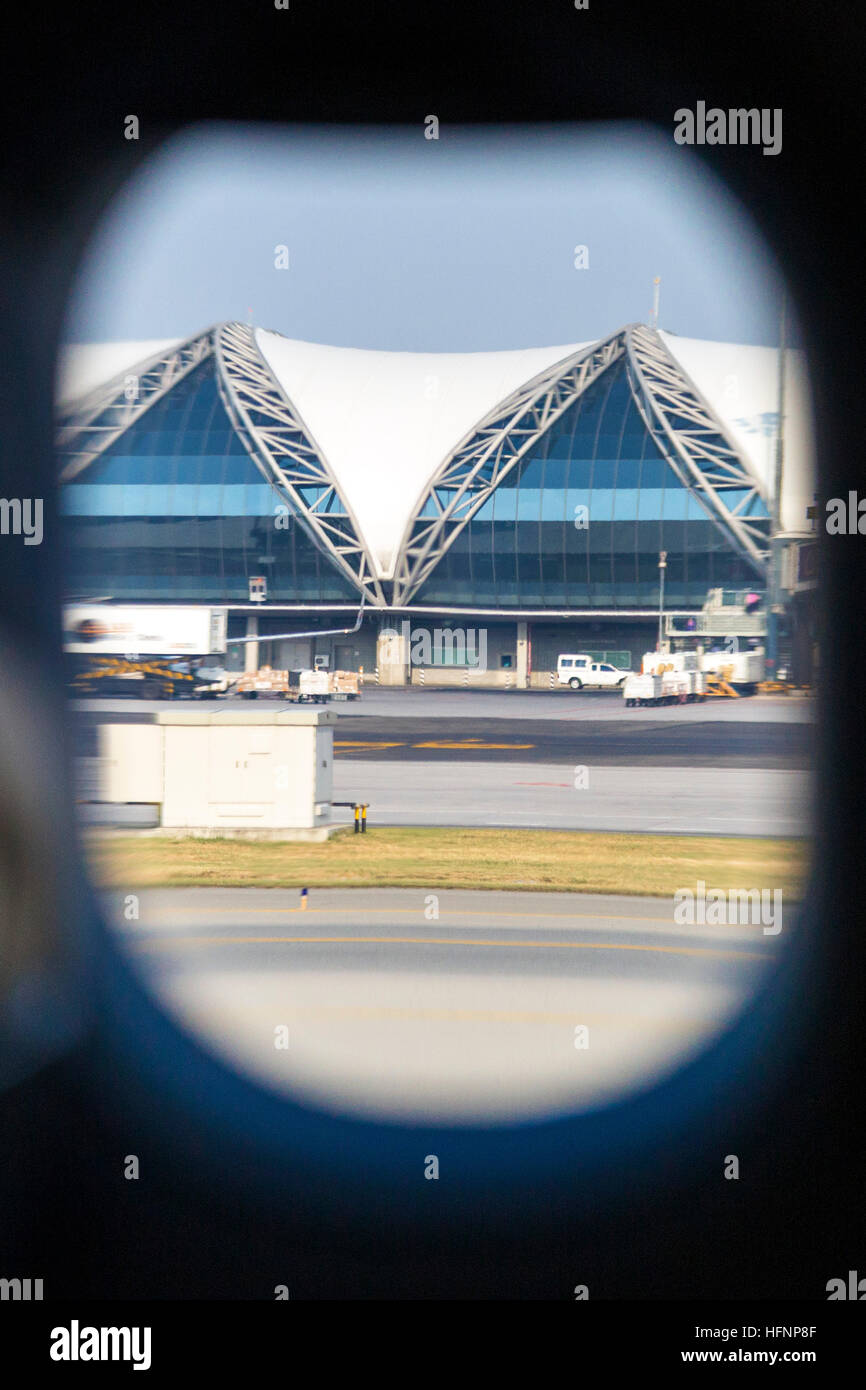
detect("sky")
[63,123,791,352]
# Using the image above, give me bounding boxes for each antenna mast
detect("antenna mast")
[649,276,661,329]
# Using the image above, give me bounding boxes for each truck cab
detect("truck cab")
[584,661,631,689]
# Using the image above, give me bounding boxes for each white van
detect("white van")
[557,653,632,690]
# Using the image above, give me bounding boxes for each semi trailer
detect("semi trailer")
[64,605,227,698]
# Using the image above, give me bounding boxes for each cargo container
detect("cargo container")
[700,648,764,690]
[64,604,226,657]
[624,669,706,707]
[623,673,662,707]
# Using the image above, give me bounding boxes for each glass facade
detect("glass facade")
[413,358,768,608]
[61,353,767,609]
[61,360,357,602]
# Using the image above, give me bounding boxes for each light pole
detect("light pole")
[658,550,667,651]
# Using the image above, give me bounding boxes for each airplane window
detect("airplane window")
[58,121,814,1128]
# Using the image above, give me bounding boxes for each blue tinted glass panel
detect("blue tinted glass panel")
[416,357,766,607]
[63,359,357,601]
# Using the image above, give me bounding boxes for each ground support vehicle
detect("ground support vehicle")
[623,673,662,707]
[623,669,707,707]
[65,604,227,699]
[198,666,360,703]
[700,648,764,694]
[67,657,198,700]
[226,668,330,702]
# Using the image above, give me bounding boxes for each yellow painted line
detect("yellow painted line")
[131,934,766,960]
[335,740,406,748]
[412,740,534,749]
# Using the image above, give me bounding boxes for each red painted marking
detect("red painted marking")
[513,781,571,787]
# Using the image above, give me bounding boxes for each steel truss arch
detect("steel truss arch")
[393,324,771,604]
[624,323,770,575]
[214,322,384,605]
[57,330,215,482]
[392,330,628,605]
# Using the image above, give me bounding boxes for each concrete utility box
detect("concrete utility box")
[91,709,338,839]
[100,722,164,804]
[158,709,336,836]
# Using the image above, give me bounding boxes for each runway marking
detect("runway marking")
[336,739,537,750]
[131,934,767,960]
[335,741,406,749]
[137,904,783,932]
[145,904,675,923]
[411,740,535,749]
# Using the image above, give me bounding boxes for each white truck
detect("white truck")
[65,604,227,698]
[557,653,632,690]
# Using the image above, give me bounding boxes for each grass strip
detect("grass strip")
[85,827,809,898]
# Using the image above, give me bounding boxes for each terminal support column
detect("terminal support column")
[376,621,409,686]
[244,614,259,672]
[516,621,530,689]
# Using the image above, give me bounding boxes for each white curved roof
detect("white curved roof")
[660,332,815,536]
[56,338,182,409]
[256,329,591,578]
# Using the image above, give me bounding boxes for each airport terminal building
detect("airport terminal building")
[56,321,817,683]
